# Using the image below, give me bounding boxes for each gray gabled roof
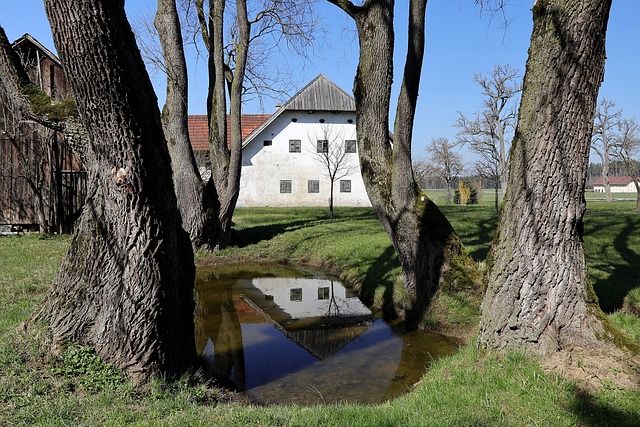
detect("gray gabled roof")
[242,74,355,148]
[284,74,355,112]
[12,33,61,66]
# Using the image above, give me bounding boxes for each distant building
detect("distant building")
[0,34,86,233]
[592,176,639,193]
[188,75,371,207]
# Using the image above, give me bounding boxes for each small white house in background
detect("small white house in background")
[189,75,371,208]
[592,176,639,193]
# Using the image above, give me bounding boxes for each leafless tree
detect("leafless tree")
[591,98,622,202]
[613,117,640,212]
[308,123,358,218]
[456,64,521,211]
[137,0,319,105]
[327,0,473,329]
[425,137,463,204]
[135,0,321,249]
[154,0,317,249]
[411,158,432,189]
[155,0,217,250]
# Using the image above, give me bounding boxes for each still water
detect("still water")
[195,264,460,405]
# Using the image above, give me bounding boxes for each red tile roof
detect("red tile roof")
[592,176,638,186]
[188,114,271,151]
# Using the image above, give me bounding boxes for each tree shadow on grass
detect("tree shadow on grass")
[358,245,400,322]
[569,387,640,427]
[233,219,321,248]
[232,208,377,248]
[591,216,640,313]
[463,215,499,261]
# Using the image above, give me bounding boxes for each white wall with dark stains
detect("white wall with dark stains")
[237,110,371,207]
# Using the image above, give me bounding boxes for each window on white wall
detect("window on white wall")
[340,180,351,193]
[280,180,292,193]
[316,139,329,153]
[317,287,330,300]
[290,288,302,301]
[263,140,272,146]
[308,180,319,193]
[345,140,356,153]
[289,139,301,152]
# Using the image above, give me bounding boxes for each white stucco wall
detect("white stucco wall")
[237,110,371,207]
[593,182,637,193]
[250,277,371,320]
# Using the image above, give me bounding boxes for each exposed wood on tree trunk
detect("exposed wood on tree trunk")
[478,0,631,356]
[33,0,196,383]
[155,0,218,250]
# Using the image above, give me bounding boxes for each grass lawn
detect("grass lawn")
[1,200,639,426]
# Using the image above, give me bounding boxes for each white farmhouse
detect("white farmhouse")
[189,75,371,207]
[592,176,639,193]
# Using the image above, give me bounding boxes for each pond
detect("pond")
[195,264,460,405]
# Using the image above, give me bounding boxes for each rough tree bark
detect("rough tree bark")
[200,0,250,249]
[33,0,196,383]
[478,0,622,355]
[329,0,467,329]
[155,0,218,249]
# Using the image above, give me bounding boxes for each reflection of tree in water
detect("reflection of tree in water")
[194,280,245,390]
[324,280,367,319]
[325,280,340,318]
[281,281,372,360]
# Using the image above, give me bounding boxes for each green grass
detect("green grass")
[585,191,639,201]
[583,201,640,315]
[0,234,69,335]
[1,201,639,426]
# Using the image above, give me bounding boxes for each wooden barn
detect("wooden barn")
[0,34,86,234]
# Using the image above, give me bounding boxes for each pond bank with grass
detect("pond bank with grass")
[1,203,639,426]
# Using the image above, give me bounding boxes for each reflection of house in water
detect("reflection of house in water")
[195,272,460,405]
[237,277,374,360]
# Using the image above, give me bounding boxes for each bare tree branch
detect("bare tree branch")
[591,98,622,202]
[456,64,521,210]
[612,116,640,211]
[424,137,464,204]
[308,122,358,218]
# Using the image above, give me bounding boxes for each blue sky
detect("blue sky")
[1,0,638,163]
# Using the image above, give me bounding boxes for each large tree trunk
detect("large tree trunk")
[478,0,617,355]
[205,0,250,249]
[34,0,196,383]
[155,0,218,249]
[331,0,466,329]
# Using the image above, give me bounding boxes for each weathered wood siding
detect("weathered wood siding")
[0,35,85,232]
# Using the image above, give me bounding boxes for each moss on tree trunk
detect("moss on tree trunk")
[478,0,638,357]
